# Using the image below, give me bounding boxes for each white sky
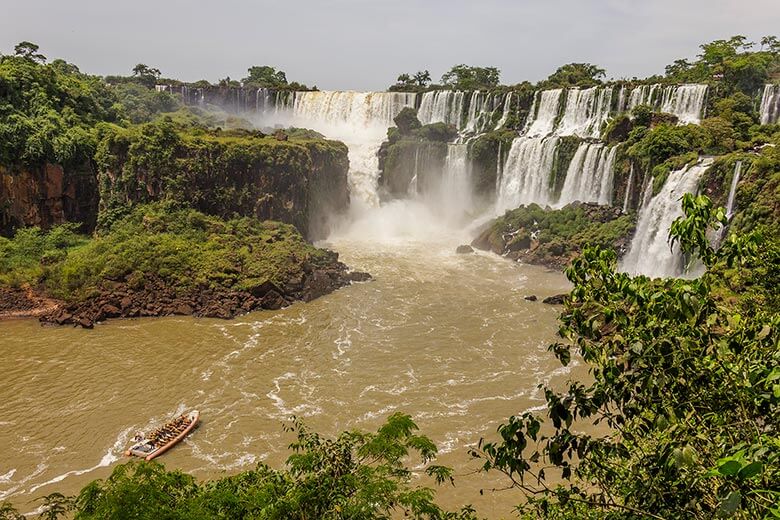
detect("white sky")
[2,0,779,90]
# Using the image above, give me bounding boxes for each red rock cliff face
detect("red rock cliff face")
[0,163,99,235]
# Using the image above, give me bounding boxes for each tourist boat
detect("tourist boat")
[125,410,200,461]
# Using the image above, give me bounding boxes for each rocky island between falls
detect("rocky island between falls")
[0,204,370,328]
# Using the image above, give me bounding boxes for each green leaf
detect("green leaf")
[717,460,742,476]
[737,461,762,480]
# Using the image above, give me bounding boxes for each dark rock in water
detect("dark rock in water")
[524,295,538,302]
[347,271,371,282]
[456,245,474,254]
[77,317,94,329]
[249,280,281,298]
[260,290,287,310]
[542,294,568,305]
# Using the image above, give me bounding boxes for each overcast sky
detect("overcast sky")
[2,0,779,90]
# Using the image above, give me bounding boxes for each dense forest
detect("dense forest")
[0,35,779,519]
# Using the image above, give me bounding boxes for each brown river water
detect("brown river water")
[0,204,579,518]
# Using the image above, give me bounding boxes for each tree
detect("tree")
[131,63,161,88]
[242,65,288,88]
[665,58,692,78]
[541,62,606,88]
[413,70,432,87]
[13,41,46,63]
[440,64,500,90]
[472,195,779,519]
[390,71,432,91]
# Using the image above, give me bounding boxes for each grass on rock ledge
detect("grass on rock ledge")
[0,202,335,302]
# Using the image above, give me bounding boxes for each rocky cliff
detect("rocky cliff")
[95,122,349,239]
[0,162,98,236]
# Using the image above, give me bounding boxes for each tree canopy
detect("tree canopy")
[440,65,500,90]
[540,62,606,88]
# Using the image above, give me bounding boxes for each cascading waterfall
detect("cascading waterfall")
[496,137,560,212]
[417,91,466,128]
[660,84,708,124]
[494,93,513,130]
[557,143,617,206]
[622,164,635,213]
[624,84,708,123]
[555,87,614,138]
[725,160,742,219]
[620,159,713,278]
[418,91,512,135]
[263,90,417,208]
[524,89,563,137]
[759,85,780,125]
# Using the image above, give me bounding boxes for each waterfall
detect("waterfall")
[622,164,635,213]
[524,89,563,137]
[660,84,708,124]
[760,85,780,125]
[418,91,466,128]
[626,84,708,123]
[438,143,473,222]
[555,87,614,138]
[725,160,742,219]
[620,159,712,278]
[266,91,418,207]
[557,143,617,206]
[418,91,511,135]
[496,137,559,212]
[494,92,513,130]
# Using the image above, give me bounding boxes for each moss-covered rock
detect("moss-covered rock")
[0,203,368,326]
[468,130,516,200]
[471,202,636,269]
[94,121,349,239]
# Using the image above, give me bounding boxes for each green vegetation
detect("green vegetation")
[472,203,636,268]
[472,195,779,519]
[664,35,780,94]
[378,108,457,197]
[539,62,606,89]
[0,47,117,167]
[0,203,334,301]
[440,65,500,90]
[241,65,310,90]
[92,119,348,237]
[389,70,432,91]
[0,414,476,520]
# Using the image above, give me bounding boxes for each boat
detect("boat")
[124,410,200,461]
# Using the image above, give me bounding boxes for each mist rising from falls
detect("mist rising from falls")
[760,85,780,125]
[620,160,712,278]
